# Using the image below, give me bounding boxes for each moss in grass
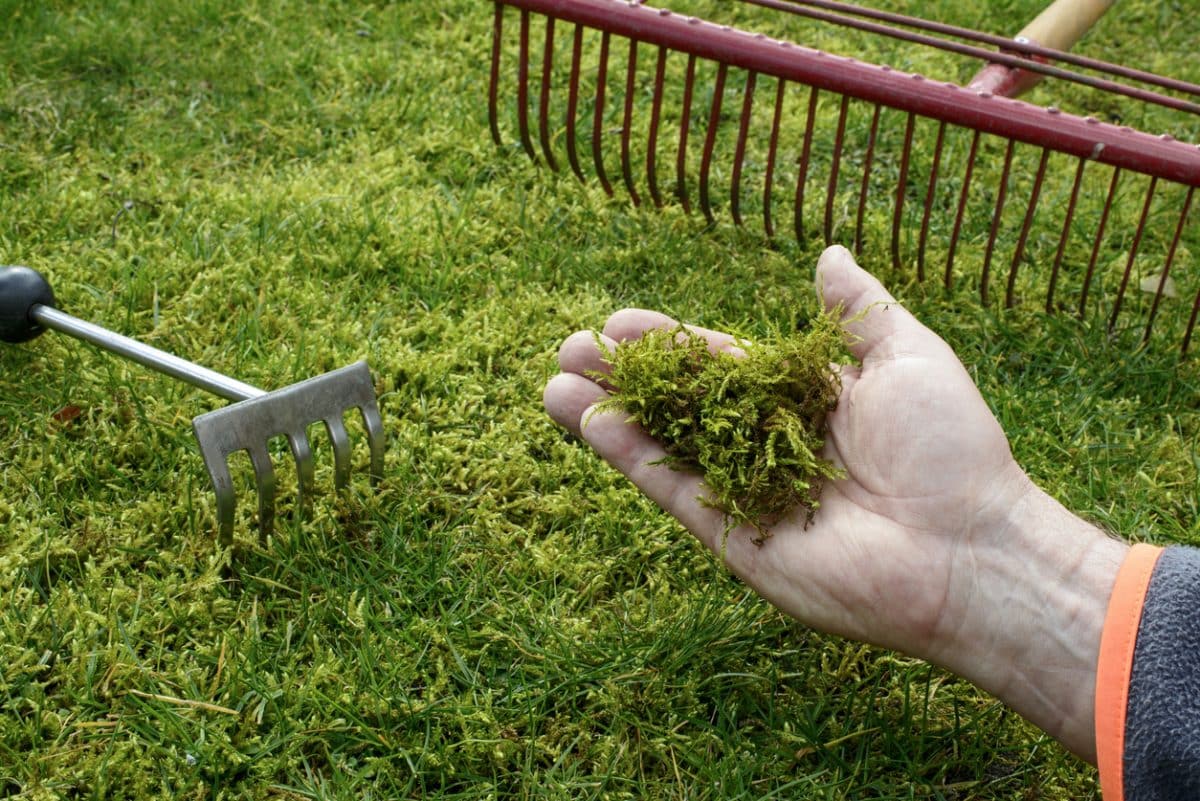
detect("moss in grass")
[593,311,846,541]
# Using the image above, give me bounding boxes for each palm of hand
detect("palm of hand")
[544,247,1027,661]
[755,342,1025,657]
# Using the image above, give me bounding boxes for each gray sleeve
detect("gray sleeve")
[1123,546,1200,800]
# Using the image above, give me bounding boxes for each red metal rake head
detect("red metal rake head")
[487,0,1200,353]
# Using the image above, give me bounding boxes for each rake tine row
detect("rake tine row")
[488,0,1200,354]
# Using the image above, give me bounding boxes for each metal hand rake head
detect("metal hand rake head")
[192,362,384,546]
[0,265,385,547]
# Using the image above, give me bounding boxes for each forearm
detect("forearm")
[928,479,1127,764]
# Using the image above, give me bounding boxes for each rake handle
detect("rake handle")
[2,265,263,403]
[1016,0,1115,52]
[968,0,1115,96]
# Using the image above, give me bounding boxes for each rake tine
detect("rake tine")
[247,443,277,544]
[793,86,819,242]
[1145,187,1194,343]
[825,94,850,245]
[646,45,668,207]
[593,31,614,195]
[516,10,538,162]
[1006,147,1051,308]
[1110,176,1158,330]
[917,120,946,282]
[676,54,697,212]
[326,415,353,489]
[946,129,981,290]
[489,3,504,145]
[204,451,238,548]
[981,138,1016,305]
[288,430,317,509]
[731,70,758,227]
[361,402,386,483]
[537,15,559,171]
[854,103,881,256]
[1080,168,1121,315]
[1184,282,1200,356]
[762,77,786,237]
[620,38,641,205]
[699,62,728,225]
[892,112,915,272]
[565,23,586,181]
[1046,157,1087,312]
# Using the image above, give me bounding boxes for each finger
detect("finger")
[543,373,608,437]
[814,245,931,363]
[603,308,745,357]
[558,329,617,384]
[580,405,763,570]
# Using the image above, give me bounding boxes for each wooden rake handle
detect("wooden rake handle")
[968,0,1116,97]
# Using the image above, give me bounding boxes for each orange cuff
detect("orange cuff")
[1095,543,1164,801]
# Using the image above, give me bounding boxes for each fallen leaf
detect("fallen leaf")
[1139,272,1178,298]
[51,405,83,425]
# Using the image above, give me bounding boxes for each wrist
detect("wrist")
[930,477,1128,763]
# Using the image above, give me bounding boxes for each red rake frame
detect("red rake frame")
[487,0,1200,354]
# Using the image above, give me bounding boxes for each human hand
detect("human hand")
[544,245,1127,763]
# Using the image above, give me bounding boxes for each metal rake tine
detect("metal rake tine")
[1006,148,1051,309]
[325,415,354,489]
[699,62,728,225]
[287,429,317,510]
[762,77,786,237]
[620,37,641,204]
[1145,187,1194,344]
[565,23,586,182]
[980,138,1017,305]
[730,69,758,228]
[825,94,849,245]
[592,30,614,195]
[793,86,819,243]
[853,103,882,256]
[917,120,946,283]
[1046,158,1087,312]
[1109,176,1158,331]
[247,443,277,546]
[202,448,238,548]
[516,9,539,162]
[891,112,915,273]
[945,129,981,290]
[1184,282,1200,357]
[1080,168,1122,316]
[675,53,697,213]
[488,3,504,145]
[360,401,386,483]
[537,15,560,171]
[646,45,668,207]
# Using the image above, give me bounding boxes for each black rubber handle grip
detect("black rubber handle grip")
[0,266,57,343]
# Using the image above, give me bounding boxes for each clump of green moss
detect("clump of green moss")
[594,312,846,541]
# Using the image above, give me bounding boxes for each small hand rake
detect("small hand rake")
[0,265,385,547]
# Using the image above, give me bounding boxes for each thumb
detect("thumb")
[815,245,931,363]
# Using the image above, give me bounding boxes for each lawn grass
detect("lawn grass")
[1,0,1197,798]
